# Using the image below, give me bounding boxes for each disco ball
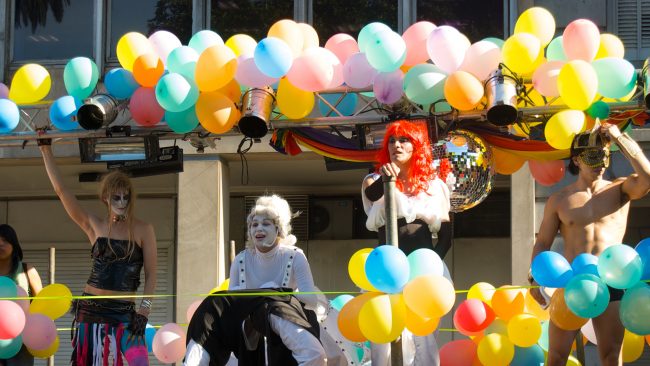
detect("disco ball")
[432,130,495,212]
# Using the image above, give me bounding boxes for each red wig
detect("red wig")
[375,120,435,194]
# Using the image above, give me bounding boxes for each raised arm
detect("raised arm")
[602,123,650,200]
[39,145,96,241]
[529,194,561,306]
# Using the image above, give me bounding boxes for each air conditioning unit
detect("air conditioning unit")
[309,198,354,240]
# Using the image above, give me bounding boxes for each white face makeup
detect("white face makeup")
[109,192,130,217]
[249,214,278,250]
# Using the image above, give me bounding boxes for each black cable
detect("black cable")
[237,137,253,185]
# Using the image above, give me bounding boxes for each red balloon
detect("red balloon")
[129,87,165,126]
[528,159,566,186]
[454,299,495,334]
[440,339,478,366]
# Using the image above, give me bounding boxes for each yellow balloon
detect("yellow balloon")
[405,305,439,336]
[298,23,319,50]
[347,248,378,292]
[225,34,258,57]
[28,336,59,358]
[514,7,556,46]
[277,78,315,119]
[268,19,303,57]
[443,71,484,111]
[338,292,379,342]
[490,285,525,322]
[30,283,72,320]
[195,44,238,92]
[402,274,455,319]
[359,294,406,343]
[595,34,625,59]
[525,288,550,321]
[116,32,154,71]
[467,282,496,306]
[492,148,526,175]
[196,91,240,134]
[566,354,582,366]
[557,60,598,110]
[507,313,542,347]
[212,278,230,293]
[502,33,541,74]
[544,110,586,150]
[622,329,645,363]
[477,333,515,366]
[8,63,51,104]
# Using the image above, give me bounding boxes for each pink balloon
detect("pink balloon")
[329,61,344,89]
[426,26,470,74]
[0,300,26,340]
[440,339,478,366]
[402,21,436,66]
[22,314,56,350]
[529,159,566,186]
[153,322,187,363]
[343,53,378,89]
[581,319,598,345]
[129,87,165,126]
[235,55,279,88]
[532,61,565,97]
[148,30,182,66]
[459,41,502,81]
[186,299,203,323]
[14,286,30,314]
[373,70,404,104]
[0,82,9,99]
[325,33,359,65]
[287,47,336,92]
[563,19,600,61]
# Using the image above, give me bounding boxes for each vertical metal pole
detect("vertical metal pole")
[48,247,55,366]
[383,175,402,366]
[575,331,585,365]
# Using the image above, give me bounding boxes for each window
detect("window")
[210,0,294,42]
[13,0,94,61]
[417,0,504,43]
[313,0,398,45]
[616,0,650,62]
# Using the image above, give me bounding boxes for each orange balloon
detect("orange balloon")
[403,274,455,319]
[215,78,242,104]
[524,288,550,321]
[490,286,525,322]
[492,148,526,175]
[195,44,238,92]
[196,91,240,134]
[132,53,164,87]
[645,334,650,346]
[337,292,379,342]
[549,289,588,330]
[444,71,484,111]
[405,305,440,336]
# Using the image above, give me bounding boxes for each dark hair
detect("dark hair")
[567,132,606,175]
[0,224,23,274]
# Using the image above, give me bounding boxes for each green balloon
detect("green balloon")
[546,36,567,61]
[586,101,610,119]
[0,336,22,359]
[165,106,199,133]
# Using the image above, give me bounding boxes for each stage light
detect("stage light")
[79,128,159,163]
[77,94,126,130]
[485,66,520,126]
[238,86,276,138]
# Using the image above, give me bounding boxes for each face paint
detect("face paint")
[249,215,278,249]
[577,148,610,168]
[110,192,130,217]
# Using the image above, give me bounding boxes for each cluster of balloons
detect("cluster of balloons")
[0,282,72,359]
[337,246,455,344]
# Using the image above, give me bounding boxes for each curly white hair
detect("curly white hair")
[246,195,298,246]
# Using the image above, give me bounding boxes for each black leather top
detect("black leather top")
[86,237,143,292]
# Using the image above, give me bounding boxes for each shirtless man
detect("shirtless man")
[529,122,650,366]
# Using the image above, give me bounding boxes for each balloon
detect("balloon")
[546,36,567,61]
[404,305,439,336]
[443,71,483,111]
[571,253,599,276]
[482,37,505,49]
[225,34,257,57]
[116,32,154,71]
[343,53,379,89]
[477,333,515,366]
[492,148,526,175]
[373,70,404,105]
[236,54,280,88]
[152,323,186,363]
[403,274,455,319]
[49,96,81,131]
[195,44,237,92]
[155,73,199,112]
[318,93,357,117]
[0,277,17,299]
[407,248,444,281]
[454,299,495,333]
[592,57,637,99]
[286,47,337,92]
[28,335,59,358]
[502,33,541,74]
[104,68,139,99]
[63,57,99,100]
[195,91,240,134]
[586,100,610,120]
[148,30,182,65]
[490,285,526,321]
[9,63,51,104]
[619,283,650,335]
[511,344,545,366]
[29,283,72,320]
[459,41,502,81]
[22,314,57,350]
[531,251,574,287]
[215,78,242,104]
[298,22,319,50]
[532,60,564,97]
[358,294,405,343]
[544,110,585,150]
[268,19,303,57]
[403,64,446,105]
[581,319,598,344]
[132,53,164,87]
[439,339,478,366]
[0,336,22,358]
[186,299,203,323]
[165,106,199,134]
[402,21,436,66]
[528,159,565,186]
[0,99,20,134]
[330,294,354,311]
[325,33,359,65]
[129,87,165,127]
[563,19,600,61]
[426,26,470,74]
[348,248,379,292]
[549,289,588,330]
[524,288,550,321]
[557,60,598,110]
[514,7,556,46]
[507,313,542,347]
[622,329,645,363]
[167,46,199,80]
[467,282,496,306]
[254,37,293,78]
[0,300,25,340]
[538,321,550,351]
[564,273,610,318]
[598,244,643,289]
[365,30,406,73]
[276,77,314,119]
[0,82,8,99]
[595,33,625,59]
[636,238,650,280]
[13,286,29,314]
[358,22,392,54]
[338,293,378,342]
[188,30,224,54]
[364,245,409,293]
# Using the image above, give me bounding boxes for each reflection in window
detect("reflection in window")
[13,0,93,61]
[211,0,294,42]
[417,0,504,43]
[109,0,192,59]
[313,0,398,45]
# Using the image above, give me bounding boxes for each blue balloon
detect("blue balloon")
[635,237,650,280]
[0,276,18,298]
[571,253,599,276]
[155,73,199,113]
[0,336,22,359]
[0,99,20,134]
[364,245,409,293]
[254,37,293,78]
[189,30,224,54]
[49,95,81,131]
[619,283,650,335]
[357,22,392,53]
[122,323,156,353]
[330,294,354,311]
[597,244,643,289]
[318,93,357,117]
[104,68,139,99]
[531,251,574,288]
[407,248,443,281]
[165,106,199,133]
[167,46,199,80]
[511,345,545,366]
[64,57,99,100]
[564,273,610,318]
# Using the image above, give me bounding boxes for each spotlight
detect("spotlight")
[77,94,126,130]
[79,127,160,163]
[238,86,276,139]
[485,66,520,126]
[643,58,650,109]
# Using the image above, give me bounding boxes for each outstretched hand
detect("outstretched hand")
[36,129,52,147]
